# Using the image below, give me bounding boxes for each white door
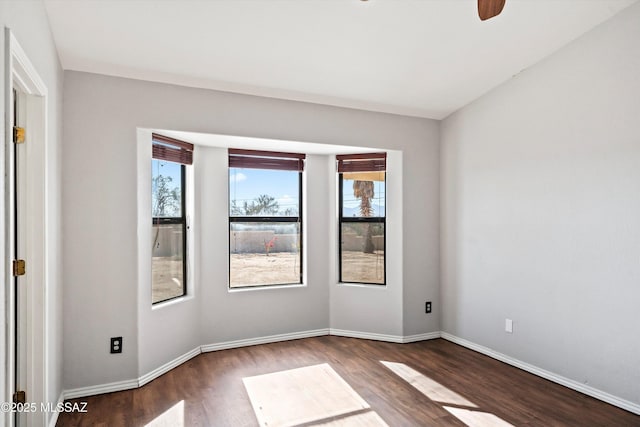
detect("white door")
[12,88,28,427]
[5,30,49,427]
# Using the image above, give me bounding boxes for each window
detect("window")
[229,149,304,288]
[338,153,386,285]
[151,134,193,303]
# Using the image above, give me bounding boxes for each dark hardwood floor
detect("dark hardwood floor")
[57,336,640,426]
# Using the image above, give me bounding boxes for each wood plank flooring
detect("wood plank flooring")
[56,336,640,426]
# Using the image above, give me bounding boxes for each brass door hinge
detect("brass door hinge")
[13,390,26,404]
[13,259,25,276]
[13,126,25,144]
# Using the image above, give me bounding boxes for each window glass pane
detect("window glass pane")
[341,172,385,218]
[230,222,301,288]
[230,168,299,216]
[152,158,185,304]
[152,159,182,218]
[340,222,385,284]
[152,223,185,303]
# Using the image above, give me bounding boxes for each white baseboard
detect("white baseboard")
[139,347,201,387]
[64,378,138,400]
[329,329,441,344]
[47,392,65,427]
[440,332,640,416]
[60,328,440,400]
[402,331,442,343]
[201,328,330,352]
[330,328,404,343]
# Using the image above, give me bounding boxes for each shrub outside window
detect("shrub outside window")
[229,149,304,288]
[338,153,386,285]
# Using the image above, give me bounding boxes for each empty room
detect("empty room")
[1,0,639,426]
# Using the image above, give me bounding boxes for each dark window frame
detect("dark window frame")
[338,160,386,286]
[228,150,305,289]
[152,157,188,304]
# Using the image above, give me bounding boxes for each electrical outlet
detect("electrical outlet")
[110,337,122,354]
[425,301,432,313]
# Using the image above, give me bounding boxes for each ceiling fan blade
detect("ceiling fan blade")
[478,0,506,21]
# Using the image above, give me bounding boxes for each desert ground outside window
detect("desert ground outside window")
[228,149,304,288]
[151,134,193,304]
[338,153,386,285]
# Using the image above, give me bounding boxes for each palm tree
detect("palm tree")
[353,180,375,253]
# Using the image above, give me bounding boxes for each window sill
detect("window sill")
[228,283,307,293]
[151,294,193,310]
[337,282,387,289]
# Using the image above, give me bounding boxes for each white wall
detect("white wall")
[63,71,440,390]
[330,151,404,336]
[403,124,440,336]
[197,150,331,345]
[0,0,64,422]
[136,129,201,377]
[441,2,640,406]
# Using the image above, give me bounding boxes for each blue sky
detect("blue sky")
[152,159,183,217]
[154,161,386,217]
[152,159,182,184]
[229,168,299,214]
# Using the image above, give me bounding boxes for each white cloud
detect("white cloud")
[229,172,247,183]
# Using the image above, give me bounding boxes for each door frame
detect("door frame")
[3,28,49,427]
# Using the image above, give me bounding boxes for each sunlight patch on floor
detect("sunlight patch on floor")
[310,410,389,426]
[145,400,184,427]
[381,361,516,426]
[243,363,388,427]
[380,361,477,407]
[443,406,515,427]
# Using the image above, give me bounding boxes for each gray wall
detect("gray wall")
[441,2,640,405]
[0,0,64,421]
[63,71,440,389]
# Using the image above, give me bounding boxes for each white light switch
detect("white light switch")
[505,318,513,333]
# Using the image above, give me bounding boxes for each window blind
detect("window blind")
[336,152,386,173]
[152,133,194,165]
[229,148,305,171]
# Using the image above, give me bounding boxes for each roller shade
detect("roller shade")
[229,148,305,171]
[152,133,194,165]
